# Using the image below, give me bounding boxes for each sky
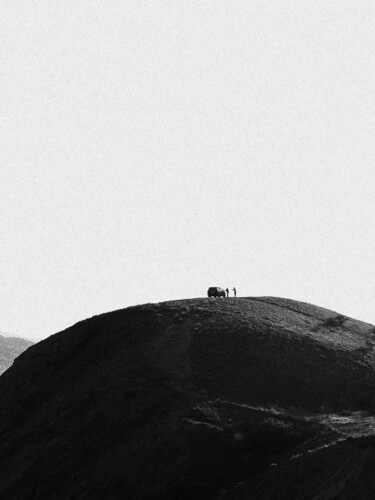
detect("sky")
[1,1,375,341]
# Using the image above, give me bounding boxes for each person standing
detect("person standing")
[225,288,229,297]
[232,287,237,297]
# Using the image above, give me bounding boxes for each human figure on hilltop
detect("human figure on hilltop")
[232,287,237,297]
[225,288,229,297]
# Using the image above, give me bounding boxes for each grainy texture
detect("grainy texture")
[0,334,33,374]
[0,297,375,499]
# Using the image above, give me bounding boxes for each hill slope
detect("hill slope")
[0,334,33,374]
[1,297,375,499]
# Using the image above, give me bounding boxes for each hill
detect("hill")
[0,334,33,374]
[0,297,375,498]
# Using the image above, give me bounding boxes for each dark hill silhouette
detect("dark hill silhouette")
[1,297,375,498]
[0,334,33,374]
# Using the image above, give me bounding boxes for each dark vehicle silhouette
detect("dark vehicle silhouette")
[207,287,226,298]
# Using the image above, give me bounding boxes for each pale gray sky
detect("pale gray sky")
[1,1,375,340]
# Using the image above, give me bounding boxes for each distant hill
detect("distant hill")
[0,334,33,375]
[1,297,375,498]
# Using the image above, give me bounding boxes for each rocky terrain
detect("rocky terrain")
[0,333,33,374]
[1,297,375,498]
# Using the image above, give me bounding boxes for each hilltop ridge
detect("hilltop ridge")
[0,297,375,498]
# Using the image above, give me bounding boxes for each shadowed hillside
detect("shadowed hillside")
[1,297,375,499]
[0,334,33,374]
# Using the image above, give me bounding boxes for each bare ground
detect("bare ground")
[0,297,375,499]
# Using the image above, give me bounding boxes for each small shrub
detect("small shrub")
[324,314,348,327]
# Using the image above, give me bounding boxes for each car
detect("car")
[207,287,226,298]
